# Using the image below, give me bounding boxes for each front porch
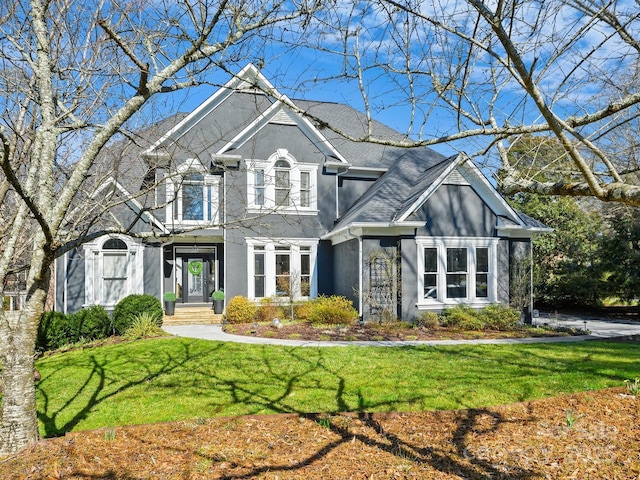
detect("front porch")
[163,305,223,326]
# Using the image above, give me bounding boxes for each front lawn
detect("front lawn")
[33,337,640,437]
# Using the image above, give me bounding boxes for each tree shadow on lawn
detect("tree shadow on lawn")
[36,340,224,437]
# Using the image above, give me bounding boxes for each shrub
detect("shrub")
[479,304,520,330]
[123,312,166,340]
[225,296,257,324]
[441,306,484,330]
[306,295,358,326]
[163,292,177,302]
[254,298,287,323]
[74,305,111,341]
[415,311,440,328]
[37,311,74,351]
[294,300,314,321]
[112,294,163,335]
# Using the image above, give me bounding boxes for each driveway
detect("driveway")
[162,313,640,347]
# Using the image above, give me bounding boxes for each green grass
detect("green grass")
[32,337,640,438]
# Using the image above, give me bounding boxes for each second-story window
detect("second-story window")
[274,160,291,206]
[168,161,221,225]
[181,173,205,221]
[246,149,317,214]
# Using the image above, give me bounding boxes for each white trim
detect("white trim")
[395,155,461,222]
[215,98,346,163]
[83,234,145,308]
[83,177,169,234]
[144,63,275,156]
[415,237,499,310]
[245,150,319,214]
[246,238,318,300]
[166,160,222,227]
[322,222,424,245]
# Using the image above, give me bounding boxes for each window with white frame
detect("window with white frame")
[417,237,498,307]
[102,238,128,305]
[167,161,221,224]
[246,149,317,213]
[247,239,317,299]
[83,235,144,308]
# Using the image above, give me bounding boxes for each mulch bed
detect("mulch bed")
[2,388,639,479]
[222,320,583,342]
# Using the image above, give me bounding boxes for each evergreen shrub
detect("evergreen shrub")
[75,305,111,340]
[37,311,74,351]
[479,304,520,330]
[112,294,163,335]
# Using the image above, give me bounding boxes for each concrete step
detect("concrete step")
[163,306,223,325]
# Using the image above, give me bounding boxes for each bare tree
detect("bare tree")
[0,0,321,455]
[295,0,640,205]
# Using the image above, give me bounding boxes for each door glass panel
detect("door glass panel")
[188,258,204,297]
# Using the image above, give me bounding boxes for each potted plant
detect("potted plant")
[211,289,225,314]
[163,292,177,316]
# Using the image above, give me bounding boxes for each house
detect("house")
[55,64,548,322]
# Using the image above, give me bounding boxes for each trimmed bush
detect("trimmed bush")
[38,306,112,352]
[479,304,521,330]
[225,296,258,324]
[306,295,358,326]
[37,311,74,351]
[123,312,166,340]
[75,305,111,340]
[112,294,163,335]
[441,305,484,330]
[415,311,440,328]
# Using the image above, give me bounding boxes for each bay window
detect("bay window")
[247,239,318,299]
[417,237,497,307]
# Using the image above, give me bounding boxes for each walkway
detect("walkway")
[162,313,640,347]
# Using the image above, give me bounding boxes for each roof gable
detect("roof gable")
[215,99,346,162]
[144,64,277,158]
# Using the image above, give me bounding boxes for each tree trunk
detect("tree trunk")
[0,282,48,456]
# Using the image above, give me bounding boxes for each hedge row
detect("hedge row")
[37,294,163,351]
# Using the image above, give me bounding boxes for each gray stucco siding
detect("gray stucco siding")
[414,184,496,238]
[60,248,86,314]
[224,227,250,300]
[400,237,420,322]
[497,239,511,305]
[143,244,162,300]
[332,239,360,310]
[233,124,326,165]
[337,177,377,217]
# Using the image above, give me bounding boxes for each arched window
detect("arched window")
[246,149,317,212]
[274,159,291,206]
[101,238,129,305]
[103,238,127,250]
